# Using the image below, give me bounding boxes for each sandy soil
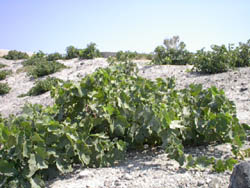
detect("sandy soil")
[0,58,249,188]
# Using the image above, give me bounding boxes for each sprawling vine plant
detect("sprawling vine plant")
[0,61,248,187]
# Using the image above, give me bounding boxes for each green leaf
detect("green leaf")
[56,158,73,173]
[31,133,44,143]
[30,175,45,188]
[28,153,48,178]
[0,160,17,176]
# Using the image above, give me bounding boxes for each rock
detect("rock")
[229,161,250,188]
[208,177,220,188]
[197,180,205,186]
[240,87,248,92]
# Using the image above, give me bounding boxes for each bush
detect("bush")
[0,63,6,69]
[28,60,66,78]
[3,50,29,60]
[65,43,101,60]
[0,70,12,80]
[234,39,250,67]
[0,82,11,95]
[65,45,79,59]
[112,51,152,62]
[79,43,101,59]
[115,51,137,61]
[0,62,248,187]
[47,52,64,61]
[20,77,63,97]
[192,45,236,74]
[153,36,193,65]
[31,50,46,59]
[22,57,44,66]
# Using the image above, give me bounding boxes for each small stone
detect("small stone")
[114,180,121,186]
[121,174,133,180]
[78,171,91,179]
[240,87,248,92]
[197,180,205,186]
[208,178,220,188]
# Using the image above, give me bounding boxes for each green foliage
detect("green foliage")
[46,52,64,61]
[65,46,79,59]
[20,77,64,97]
[28,60,66,78]
[78,43,101,59]
[192,45,236,74]
[234,39,250,67]
[192,39,250,74]
[110,51,153,62]
[22,57,66,78]
[0,70,12,81]
[153,36,193,65]
[0,63,6,69]
[115,51,137,61]
[0,61,248,187]
[0,82,11,95]
[66,43,101,60]
[0,104,126,187]
[3,50,29,60]
[31,50,46,59]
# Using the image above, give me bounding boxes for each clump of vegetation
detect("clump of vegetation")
[153,36,193,65]
[0,61,248,187]
[234,39,250,67]
[65,43,101,60]
[28,60,66,78]
[115,50,137,61]
[22,56,66,78]
[3,50,29,60]
[0,70,12,80]
[0,82,11,95]
[30,50,46,59]
[78,43,101,59]
[65,45,79,59]
[108,51,153,63]
[0,63,6,69]
[20,77,63,97]
[47,52,64,61]
[192,44,236,74]
[22,57,44,66]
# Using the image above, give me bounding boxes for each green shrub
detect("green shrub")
[234,39,250,67]
[112,51,152,62]
[0,70,12,80]
[30,50,46,59]
[3,50,29,60]
[65,45,79,59]
[65,43,101,60]
[0,82,11,95]
[20,77,63,97]
[115,51,137,61]
[192,45,236,74]
[153,36,193,65]
[79,43,101,59]
[47,52,64,61]
[0,62,248,187]
[28,60,66,78]
[22,56,46,66]
[0,63,6,69]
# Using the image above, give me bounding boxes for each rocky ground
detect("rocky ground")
[0,57,249,188]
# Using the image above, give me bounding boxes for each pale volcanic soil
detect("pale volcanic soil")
[0,57,249,188]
